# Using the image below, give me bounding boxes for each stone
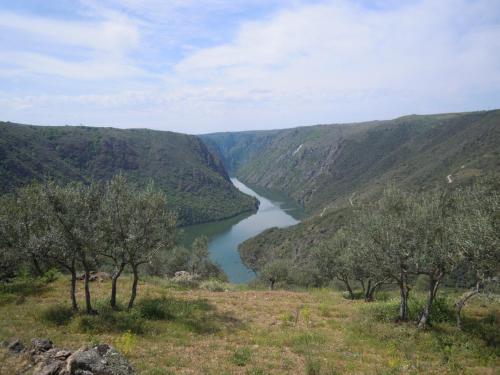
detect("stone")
[55,350,72,359]
[66,345,135,375]
[32,338,53,352]
[8,339,24,353]
[33,361,63,375]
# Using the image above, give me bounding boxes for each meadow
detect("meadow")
[0,276,498,374]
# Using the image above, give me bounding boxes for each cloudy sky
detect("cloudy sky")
[0,0,499,133]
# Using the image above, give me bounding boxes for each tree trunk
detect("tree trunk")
[417,275,441,329]
[31,253,44,276]
[70,266,78,311]
[128,265,139,310]
[399,282,409,321]
[269,278,276,291]
[359,279,366,294]
[341,277,355,299]
[455,281,481,330]
[82,261,96,314]
[110,263,125,309]
[364,280,373,302]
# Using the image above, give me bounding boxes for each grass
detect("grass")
[0,277,498,374]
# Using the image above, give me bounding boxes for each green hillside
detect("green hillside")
[0,122,257,225]
[203,110,500,215]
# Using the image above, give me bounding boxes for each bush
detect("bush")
[41,305,74,326]
[115,331,136,355]
[0,277,45,296]
[199,279,234,292]
[305,357,321,375]
[341,290,364,300]
[232,347,252,366]
[362,295,455,324]
[41,268,62,283]
[139,297,173,320]
[79,306,146,334]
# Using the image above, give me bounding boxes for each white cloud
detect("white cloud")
[0,0,499,132]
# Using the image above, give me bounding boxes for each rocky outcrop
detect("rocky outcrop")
[3,338,135,375]
[76,271,111,282]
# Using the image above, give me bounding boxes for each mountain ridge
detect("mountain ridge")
[0,122,257,225]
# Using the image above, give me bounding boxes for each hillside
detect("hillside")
[1,276,498,374]
[203,110,500,215]
[0,122,257,225]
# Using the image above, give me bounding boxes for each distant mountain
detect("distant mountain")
[0,122,257,225]
[203,110,500,215]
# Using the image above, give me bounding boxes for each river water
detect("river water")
[182,178,304,283]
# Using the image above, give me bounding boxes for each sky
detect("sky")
[0,0,499,134]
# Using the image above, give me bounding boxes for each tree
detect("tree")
[413,189,458,329]
[190,236,210,275]
[451,180,500,329]
[316,228,357,299]
[45,181,104,314]
[123,182,177,309]
[0,194,22,281]
[260,259,290,290]
[99,175,133,309]
[359,186,419,321]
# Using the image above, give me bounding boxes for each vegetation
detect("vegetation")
[0,121,258,225]
[0,276,498,374]
[204,110,500,215]
[0,176,224,314]
[241,179,499,329]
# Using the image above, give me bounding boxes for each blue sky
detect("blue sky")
[0,0,499,133]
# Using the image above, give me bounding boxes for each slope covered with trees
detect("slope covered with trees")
[203,110,500,215]
[0,122,258,225]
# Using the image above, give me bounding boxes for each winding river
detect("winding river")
[182,178,304,283]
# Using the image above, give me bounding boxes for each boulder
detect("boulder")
[34,360,64,375]
[65,344,135,375]
[8,338,24,353]
[32,338,54,353]
[4,338,135,375]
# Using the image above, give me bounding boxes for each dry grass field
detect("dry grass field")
[0,276,498,374]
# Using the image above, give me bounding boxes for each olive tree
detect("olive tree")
[99,175,134,309]
[189,236,210,275]
[260,259,290,290]
[45,181,104,314]
[359,186,419,321]
[123,183,177,309]
[316,228,357,299]
[452,181,500,329]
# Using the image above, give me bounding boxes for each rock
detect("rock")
[77,271,111,282]
[32,338,53,352]
[4,338,135,375]
[55,350,72,359]
[8,339,24,353]
[66,344,135,375]
[33,361,63,375]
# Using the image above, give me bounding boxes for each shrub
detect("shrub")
[78,306,145,334]
[41,268,62,283]
[232,347,252,366]
[139,297,173,320]
[0,277,45,296]
[199,279,234,292]
[115,330,136,355]
[41,305,74,326]
[305,357,321,375]
[361,298,400,322]
[362,295,454,323]
[341,291,364,300]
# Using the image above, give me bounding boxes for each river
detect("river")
[182,178,304,283]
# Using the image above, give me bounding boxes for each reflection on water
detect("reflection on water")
[182,178,303,283]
